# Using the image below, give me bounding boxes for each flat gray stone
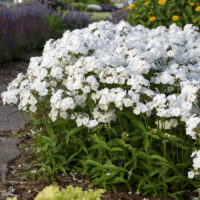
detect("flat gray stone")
[0,137,21,182]
[0,106,27,133]
[0,85,7,95]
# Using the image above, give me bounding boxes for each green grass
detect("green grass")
[86,12,112,20]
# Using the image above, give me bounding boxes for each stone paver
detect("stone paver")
[0,85,6,95]
[0,137,21,182]
[0,106,28,134]
[0,86,28,181]
[0,105,27,181]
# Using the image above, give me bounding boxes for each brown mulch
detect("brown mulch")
[0,53,179,200]
[0,52,42,86]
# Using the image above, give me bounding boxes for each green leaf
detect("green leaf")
[107,138,124,147]
[46,124,54,140]
[150,155,169,163]
[85,159,102,168]
[137,150,149,159]
[138,175,149,189]
[117,111,127,131]
[143,135,149,152]
[165,176,184,183]
[65,149,82,164]
[151,133,161,140]
[111,147,124,152]
[87,94,96,113]
[109,127,118,136]
[150,169,160,177]
[103,161,127,172]
[131,117,145,131]
[65,126,83,145]
[58,165,67,175]
[142,183,162,189]
[41,136,53,144]
[166,192,179,200]
[111,177,127,184]
[118,109,134,119]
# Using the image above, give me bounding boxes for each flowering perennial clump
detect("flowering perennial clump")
[1,21,200,196]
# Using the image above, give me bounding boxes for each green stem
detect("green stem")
[99,129,102,163]
[162,120,166,198]
[163,136,166,198]
[108,126,112,160]
[181,126,184,191]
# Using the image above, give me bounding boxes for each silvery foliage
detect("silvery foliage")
[87,4,102,11]
[2,21,200,177]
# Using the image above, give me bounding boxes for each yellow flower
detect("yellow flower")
[149,16,156,22]
[158,0,167,5]
[172,15,179,21]
[148,9,152,15]
[124,3,135,11]
[192,18,197,23]
[144,1,150,5]
[195,6,200,12]
[189,2,195,6]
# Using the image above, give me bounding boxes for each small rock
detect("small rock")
[0,85,6,95]
[0,106,28,134]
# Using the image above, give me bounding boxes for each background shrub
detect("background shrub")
[69,2,87,11]
[59,0,117,12]
[71,0,111,5]
[0,1,52,63]
[127,0,200,29]
[0,1,94,64]
[49,10,95,31]
[109,9,130,24]
[100,4,115,12]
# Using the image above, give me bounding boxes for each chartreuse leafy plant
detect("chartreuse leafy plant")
[2,21,200,199]
[127,0,200,29]
[6,185,105,200]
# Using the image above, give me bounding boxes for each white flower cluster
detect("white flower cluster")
[188,150,200,179]
[1,21,200,176]
[1,21,200,130]
[155,119,178,130]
